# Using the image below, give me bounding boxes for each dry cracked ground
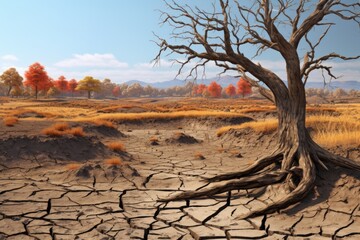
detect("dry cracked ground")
[0,117,360,240]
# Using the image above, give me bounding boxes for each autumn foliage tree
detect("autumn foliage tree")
[54,76,69,93]
[75,76,101,99]
[225,84,236,98]
[68,79,78,97]
[207,81,222,98]
[237,77,252,97]
[195,84,207,96]
[112,86,121,98]
[0,68,23,96]
[24,63,50,99]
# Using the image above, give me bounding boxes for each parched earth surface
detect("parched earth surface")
[0,118,360,239]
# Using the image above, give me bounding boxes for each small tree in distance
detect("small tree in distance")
[24,62,50,99]
[225,84,236,98]
[196,84,207,96]
[112,86,121,98]
[208,81,222,98]
[76,76,101,99]
[54,76,69,94]
[0,68,23,96]
[68,79,78,97]
[237,77,252,98]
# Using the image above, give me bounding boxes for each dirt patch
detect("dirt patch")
[166,132,199,144]
[83,124,126,137]
[0,136,109,161]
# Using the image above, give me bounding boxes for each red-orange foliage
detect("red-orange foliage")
[24,62,50,99]
[112,86,121,97]
[192,85,198,96]
[68,79,78,96]
[237,77,252,97]
[55,76,69,92]
[196,84,207,95]
[225,84,236,97]
[208,81,222,98]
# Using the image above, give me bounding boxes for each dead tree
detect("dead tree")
[154,0,360,218]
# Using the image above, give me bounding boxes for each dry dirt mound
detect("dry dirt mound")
[0,136,109,161]
[165,133,199,144]
[83,124,126,137]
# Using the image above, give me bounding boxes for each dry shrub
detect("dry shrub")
[41,128,65,137]
[107,141,126,152]
[65,163,82,170]
[104,157,123,166]
[3,117,18,127]
[53,122,70,131]
[194,152,205,160]
[42,123,85,137]
[92,119,115,128]
[67,127,86,137]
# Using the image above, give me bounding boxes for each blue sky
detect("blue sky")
[0,0,359,83]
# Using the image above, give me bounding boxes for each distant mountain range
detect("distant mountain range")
[123,76,360,90]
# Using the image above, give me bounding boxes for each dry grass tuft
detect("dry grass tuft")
[41,128,65,137]
[65,163,82,170]
[107,141,126,152]
[314,130,360,147]
[91,119,115,128]
[3,117,18,127]
[53,122,70,131]
[42,123,85,137]
[194,152,206,160]
[67,127,86,137]
[104,157,123,166]
[217,119,278,136]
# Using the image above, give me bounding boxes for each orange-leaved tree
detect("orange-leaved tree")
[75,76,101,99]
[225,84,236,98]
[54,76,69,93]
[68,79,78,97]
[24,62,50,99]
[196,84,207,96]
[208,81,222,98]
[112,86,121,98]
[0,68,23,96]
[237,77,252,98]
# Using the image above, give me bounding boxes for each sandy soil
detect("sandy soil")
[0,98,359,239]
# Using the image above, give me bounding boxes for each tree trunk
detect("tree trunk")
[35,85,38,100]
[7,86,12,96]
[88,91,91,99]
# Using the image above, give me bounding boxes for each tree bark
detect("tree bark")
[7,86,12,96]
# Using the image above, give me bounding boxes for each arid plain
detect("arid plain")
[0,97,359,239]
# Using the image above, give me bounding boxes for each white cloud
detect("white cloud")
[1,54,18,61]
[55,53,129,68]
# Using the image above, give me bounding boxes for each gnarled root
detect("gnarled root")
[158,170,287,202]
[158,143,360,219]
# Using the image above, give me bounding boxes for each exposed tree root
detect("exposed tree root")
[158,170,287,202]
[158,143,360,219]
[206,150,283,182]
